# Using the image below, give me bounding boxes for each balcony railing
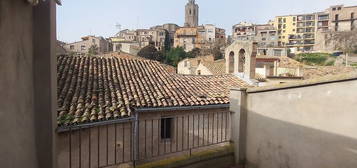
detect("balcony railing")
[58,111,231,168]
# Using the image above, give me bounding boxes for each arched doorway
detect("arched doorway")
[238,49,246,73]
[229,51,234,73]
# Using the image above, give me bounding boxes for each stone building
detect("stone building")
[185,0,199,27]
[109,37,140,55]
[232,22,278,48]
[63,35,110,54]
[177,55,215,75]
[232,22,256,41]
[174,27,204,52]
[152,23,180,47]
[56,55,249,168]
[328,5,357,31]
[112,27,168,52]
[174,25,226,52]
[136,28,167,50]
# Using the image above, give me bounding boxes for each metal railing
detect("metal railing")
[60,111,231,168]
[136,111,231,162]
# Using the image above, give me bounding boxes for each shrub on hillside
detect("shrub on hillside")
[137,44,163,61]
[294,53,330,66]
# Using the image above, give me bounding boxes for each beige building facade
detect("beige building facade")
[232,22,278,48]
[64,36,110,54]
[174,25,226,52]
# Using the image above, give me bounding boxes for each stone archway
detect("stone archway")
[229,51,235,73]
[238,49,246,73]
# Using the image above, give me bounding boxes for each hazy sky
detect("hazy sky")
[57,0,356,43]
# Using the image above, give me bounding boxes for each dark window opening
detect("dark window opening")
[197,70,201,75]
[161,118,173,139]
[335,14,339,21]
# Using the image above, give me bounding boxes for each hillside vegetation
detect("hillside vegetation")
[294,53,336,66]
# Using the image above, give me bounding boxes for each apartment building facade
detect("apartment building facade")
[232,22,278,48]
[274,5,357,53]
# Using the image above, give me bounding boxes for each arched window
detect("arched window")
[238,49,246,73]
[229,51,234,73]
[189,10,192,15]
[352,12,355,19]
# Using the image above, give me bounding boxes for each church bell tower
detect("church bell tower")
[184,0,199,27]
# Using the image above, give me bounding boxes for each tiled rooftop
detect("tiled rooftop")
[201,59,226,75]
[57,55,249,126]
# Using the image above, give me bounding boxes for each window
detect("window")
[293,17,296,21]
[197,60,201,65]
[161,118,173,139]
[81,45,86,51]
[283,18,286,23]
[335,14,339,21]
[352,13,355,19]
[332,8,336,11]
[70,45,74,50]
[338,7,341,10]
[197,70,201,75]
[184,61,188,67]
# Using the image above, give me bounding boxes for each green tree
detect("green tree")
[211,47,223,60]
[187,48,201,58]
[163,47,190,67]
[137,44,163,61]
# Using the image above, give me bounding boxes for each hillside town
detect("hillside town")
[58,1,357,86]
[2,1,357,168]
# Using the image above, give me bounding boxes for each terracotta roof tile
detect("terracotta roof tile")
[201,59,226,75]
[57,55,249,126]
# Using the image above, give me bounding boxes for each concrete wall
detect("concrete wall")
[57,108,231,168]
[230,78,357,168]
[0,0,56,168]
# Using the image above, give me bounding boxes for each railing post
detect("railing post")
[132,113,139,167]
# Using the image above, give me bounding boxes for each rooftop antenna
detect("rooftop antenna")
[115,23,122,37]
[115,23,121,31]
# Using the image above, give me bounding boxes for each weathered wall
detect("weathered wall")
[0,1,56,168]
[57,108,231,168]
[0,1,37,167]
[230,78,357,168]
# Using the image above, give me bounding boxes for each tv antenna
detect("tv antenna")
[115,23,122,32]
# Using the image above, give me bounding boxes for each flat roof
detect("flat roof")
[232,73,357,93]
